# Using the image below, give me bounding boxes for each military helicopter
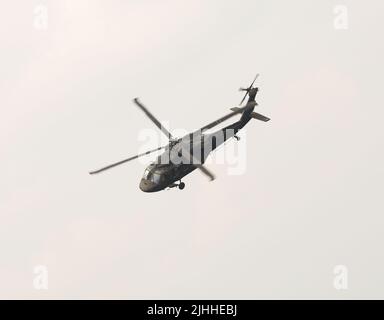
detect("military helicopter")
[89,75,270,192]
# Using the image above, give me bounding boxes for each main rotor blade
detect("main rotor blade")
[178,145,216,181]
[200,106,247,132]
[89,146,166,175]
[195,164,215,181]
[133,98,174,140]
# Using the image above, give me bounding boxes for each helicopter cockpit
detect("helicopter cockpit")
[142,167,162,184]
[139,164,171,192]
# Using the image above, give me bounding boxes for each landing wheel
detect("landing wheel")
[179,182,185,190]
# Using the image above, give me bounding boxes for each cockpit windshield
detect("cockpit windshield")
[143,168,151,180]
[143,168,162,184]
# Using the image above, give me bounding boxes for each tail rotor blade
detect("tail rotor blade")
[239,74,260,105]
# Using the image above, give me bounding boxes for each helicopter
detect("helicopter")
[89,75,270,192]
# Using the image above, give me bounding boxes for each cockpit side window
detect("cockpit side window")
[152,173,161,184]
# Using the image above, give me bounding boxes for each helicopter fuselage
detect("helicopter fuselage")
[139,102,255,192]
[89,82,267,192]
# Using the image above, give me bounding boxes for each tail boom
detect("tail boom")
[230,107,270,122]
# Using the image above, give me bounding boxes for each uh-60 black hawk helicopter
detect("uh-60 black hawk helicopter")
[90,75,270,192]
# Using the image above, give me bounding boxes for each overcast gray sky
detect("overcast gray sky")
[1,0,384,299]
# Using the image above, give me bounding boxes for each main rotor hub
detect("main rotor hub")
[169,138,180,148]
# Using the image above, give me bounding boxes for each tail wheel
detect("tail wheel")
[179,182,185,190]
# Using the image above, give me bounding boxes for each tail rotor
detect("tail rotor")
[239,74,259,105]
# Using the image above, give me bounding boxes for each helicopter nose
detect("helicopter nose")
[139,179,157,192]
